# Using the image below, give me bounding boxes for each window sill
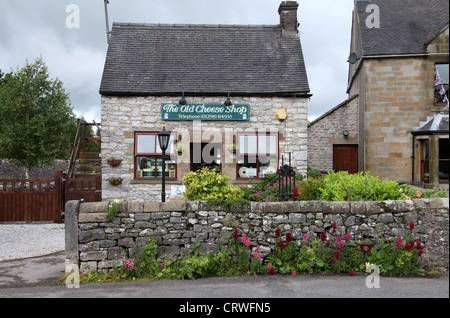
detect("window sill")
[130,179,182,185]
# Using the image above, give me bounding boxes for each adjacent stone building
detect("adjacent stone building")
[308,0,449,189]
[99,1,311,202]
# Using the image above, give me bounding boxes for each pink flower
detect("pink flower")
[292,271,297,277]
[338,241,344,250]
[350,272,355,276]
[336,236,341,242]
[245,239,251,247]
[344,233,350,240]
[268,263,273,270]
[303,234,308,241]
[256,245,261,250]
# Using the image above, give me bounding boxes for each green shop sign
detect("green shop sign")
[161,103,250,121]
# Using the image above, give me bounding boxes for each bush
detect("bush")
[183,167,243,201]
[318,170,401,201]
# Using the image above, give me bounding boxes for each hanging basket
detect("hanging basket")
[107,158,122,167]
[108,177,123,186]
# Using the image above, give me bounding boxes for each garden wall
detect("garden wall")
[64,198,449,274]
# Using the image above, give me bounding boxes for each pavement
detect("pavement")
[0,251,448,300]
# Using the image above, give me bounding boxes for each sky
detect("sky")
[0,0,355,123]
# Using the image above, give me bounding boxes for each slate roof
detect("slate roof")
[356,0,449,56]
[99,23,310,96]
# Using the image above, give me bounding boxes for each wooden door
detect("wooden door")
[333,145,358,174]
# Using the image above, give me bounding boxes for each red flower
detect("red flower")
[293,187,299,200]
[360,243,365,251]
[410,222,415,230]
[410,241,414,247]
[326,240,331,247]
[416,241,421,249]
[277,241,287,248]
[405,244,412,251]
[350,272,355,276]
[320,230,327,241]
[286,233,293,242]
[344,196,348,201]
[334,250,340,260]
[418,250,424,257]
[269,268,276,275]
[275,228,281,237]
[330,258,335,264]
[233,228,239,240]
[331,222,337,233]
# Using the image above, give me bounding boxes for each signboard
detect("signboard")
[162,103,249,121]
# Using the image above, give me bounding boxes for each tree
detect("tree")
[0,57,76,178]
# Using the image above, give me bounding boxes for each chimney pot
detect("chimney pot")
[278,1,299,36]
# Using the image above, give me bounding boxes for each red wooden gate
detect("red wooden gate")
[0,171,63,222]
[0,170,102,223]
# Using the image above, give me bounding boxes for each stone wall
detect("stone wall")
[100,95,309,202]
[307,94,359,172]
[65,198,449,274]
[0,160,69,179]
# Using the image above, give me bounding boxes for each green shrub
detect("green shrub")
[319,170,401,201]
[183,167,243,201]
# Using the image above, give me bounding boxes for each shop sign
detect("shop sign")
[161,103,250,121]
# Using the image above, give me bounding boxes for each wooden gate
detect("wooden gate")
[0,170,101,223]
[0,171,63,222]
[63,173,102,203]
[333,145,359,174]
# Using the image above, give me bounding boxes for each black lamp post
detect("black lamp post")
[158,127,171,202]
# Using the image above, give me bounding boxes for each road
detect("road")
[0,252,448,302]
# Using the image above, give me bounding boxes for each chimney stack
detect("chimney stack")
[278,1,299,36]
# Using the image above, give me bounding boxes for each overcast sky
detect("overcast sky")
[0,0,354,123]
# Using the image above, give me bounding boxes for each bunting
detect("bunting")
[435,66,449,110]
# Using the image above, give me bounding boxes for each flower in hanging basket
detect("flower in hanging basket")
[174,146,183,154]
[108,177,123,185]
[107,157,122,167]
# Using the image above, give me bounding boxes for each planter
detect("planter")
[108,177,123,185]
[107,158,122,167]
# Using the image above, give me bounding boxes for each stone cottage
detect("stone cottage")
[308,0,449,189]
[99,1,311,202]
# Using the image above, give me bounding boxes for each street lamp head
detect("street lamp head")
[179,91,187,105]
[158,126,171,152]
[224,92,232,107]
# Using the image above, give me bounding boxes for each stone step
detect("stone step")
[79,152,101,159]
[76,165,102,173]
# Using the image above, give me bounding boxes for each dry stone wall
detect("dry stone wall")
[65,198,449,274]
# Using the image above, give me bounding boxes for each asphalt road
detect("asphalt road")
[0,251,448,301]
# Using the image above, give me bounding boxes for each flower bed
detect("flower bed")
[82,223,426,283]
[65,198,449,283]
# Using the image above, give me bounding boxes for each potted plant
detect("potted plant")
[107,157,122,167]
[227,144,239,155]
[108,177,123,185]
[174,146,183,155]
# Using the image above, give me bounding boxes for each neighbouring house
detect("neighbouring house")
[308,0,449,189]
[99,1,311,202]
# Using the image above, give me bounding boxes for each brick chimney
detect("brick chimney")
[278,1,299,36]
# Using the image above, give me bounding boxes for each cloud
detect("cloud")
[0,0,355,123]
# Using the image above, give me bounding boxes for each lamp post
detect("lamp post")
[158,127,171,202]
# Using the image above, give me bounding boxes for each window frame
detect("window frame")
[236,132,279,180]
[434,63,449,105]
[134,131,177,180]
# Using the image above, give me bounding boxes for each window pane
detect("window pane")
[435,64,449,104]
[136,156,156,178]
[156,135,175,153]
[258,135,277,154]
[137,135,155,153]
[239,135,257,154]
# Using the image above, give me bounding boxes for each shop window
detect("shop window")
[134,132,177,179]
[439,138,449,182]
[190,143,221,172]
[434,64,449,105]
[237,133,278,179]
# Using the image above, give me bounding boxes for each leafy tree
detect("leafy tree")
[0,57,76,178]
